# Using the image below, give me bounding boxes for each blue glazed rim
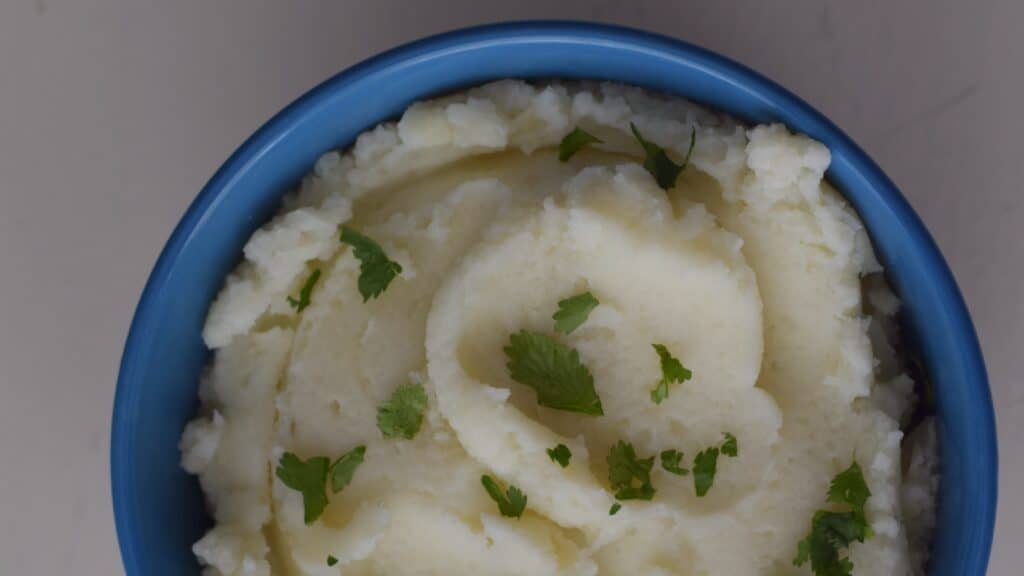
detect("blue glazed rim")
[112,21,996,575]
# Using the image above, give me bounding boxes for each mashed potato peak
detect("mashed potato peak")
[182,81,931,576]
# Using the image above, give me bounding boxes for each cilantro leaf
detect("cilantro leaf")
[340,226,402,301]
[553,291,600,334]
[793,462,873,575]
[275,452,330,525]
[504,330,604,415]
[327,555,338,567]
[481,475,527,519]
[828,461,871,516]
[287,268,321,312]
[329,445,366,494]
[794,511,867,575]
[609,502,622,516]
[721,432,739,457]
[547,444,572,468]
[692,447,720,497]
[559,127,603,162]
[376,383,428,439]
[650,344,693,404]
[660,449,689,476]
[607,440,656,500]
[629,123,696,190]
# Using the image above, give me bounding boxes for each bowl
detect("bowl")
[111,21,997,575]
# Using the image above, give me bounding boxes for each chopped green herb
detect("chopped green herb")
[329,445,366,494]
[827,462,872,520]
[660,449,689,476]
[559,127,603,162]
[504,330,604,416]
[629,123,695,190]
[287,268,321,312]
[650,344,693,404]
[609,502,622,516]
[794,511,863,575]
[607,440,656,501]
[275,452,330,525]
[326,555,338,567]
[547,444,572,468]
[376,383,428,439]
[721,432,739,457]
[793,462,873,575]
[481,475,527,519]
[553,291,600,335]
[340,226,402,301]
[692,447,720,497]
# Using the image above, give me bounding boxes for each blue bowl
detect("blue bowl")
[111,21,997,575]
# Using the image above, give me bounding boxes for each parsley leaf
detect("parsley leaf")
[481,475,527,519]
[287,268,321,312]
[327,555,338,567]
[547,444,572,468]
[692,447,720,497]
[329,445,366,494]
[650,344,693,404]
[793,462,873,575]
[609,502,622,516]
[559,127,603,162]
[721,432,739,457]
[794,511,868,575]
[828,462,871,519]
[275,452,330,525]
[504,330,604,416]
[629,123,695,190]
[607,440,656,500]
[660,449,689,476]
[339,226,402,301]
[376,383,428,439]
[553,291,600,334]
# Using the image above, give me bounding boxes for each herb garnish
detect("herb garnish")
[287,268,321,312]
[629,123,696,190]
[553,291,600,335]
[376,383,427,440]
[504,330,604,416]
[481,475,527,519]
[339,226,402,301]
[650,344,693,404]
[559,127,603,161]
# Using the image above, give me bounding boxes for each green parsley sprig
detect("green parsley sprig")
[692,433,739,497]
[793,462,873,576]
[504,330,604,416]
[339,226,402,301]
[553,291,600,335]
[376,383,427,440]
[275,445,367,525]
[650,344,693,404]
[481,475,527,519]
[629,123,696,190]
[287,268,321,312]
[558,127,603,161]
[547,444,572,468]
[660,449,689,476]
[607,440,656,501]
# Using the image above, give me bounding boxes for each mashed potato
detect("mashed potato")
[181,81,936,576]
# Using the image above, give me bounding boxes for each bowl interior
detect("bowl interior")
[111,21,996,575]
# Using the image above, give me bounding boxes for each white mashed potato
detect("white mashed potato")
[181,81,937,576]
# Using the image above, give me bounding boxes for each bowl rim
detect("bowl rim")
[112,20,997,575]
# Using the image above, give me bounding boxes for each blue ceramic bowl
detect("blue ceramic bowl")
[111,21,997,575]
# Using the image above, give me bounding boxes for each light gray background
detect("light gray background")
[1,0,1019,573]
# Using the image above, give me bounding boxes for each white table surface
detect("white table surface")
[1,1,1020,573]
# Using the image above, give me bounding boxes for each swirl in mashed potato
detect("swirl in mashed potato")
[180,80,936,576]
